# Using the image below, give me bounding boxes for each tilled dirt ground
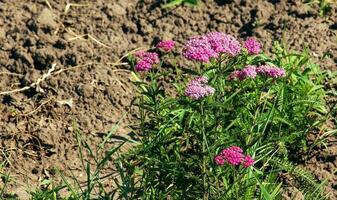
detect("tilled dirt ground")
[0,0,336,199]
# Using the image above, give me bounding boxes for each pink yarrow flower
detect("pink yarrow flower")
[206,32,241,57]
[134,51,159,72]
[243,37,261,55]
[185,76,215,100]
[156,40,175,52]
[182,36,218,63]
[134,51,159,64]
[189,76,209,85]
[214,155,225,166]
[227,65,257,81]
[242,155,255,168]
[240,65,257,80]
[214,146,255,168]
[221,146,244,166]
[228,65,286,80]
[227,70,241,81]
[256,65,286,78]
[135,59,152,72]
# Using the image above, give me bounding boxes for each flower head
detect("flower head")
[134,51,159,64]
[227,71,241,81]
[240,65,257,80]
[182,36,218,63]
[133,51,160,72]
[185,76,215,100]
[243,37,261,55]
[221,146,244,166]
[134,50,147,58]
[242,155,255,168]
[189,76,209,85]
[227,65,257,81]
[135,59,152,72]
[215,146,255,168]
[256,65,286,78]
[214,155,225,166]
[156,40,175,52]
[206,32,241,56]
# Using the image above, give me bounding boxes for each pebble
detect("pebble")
[37,8,58,29]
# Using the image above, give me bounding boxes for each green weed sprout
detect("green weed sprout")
[305,0,334,16]
[162,0,200,8]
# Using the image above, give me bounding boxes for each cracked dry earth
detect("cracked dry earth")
[0,0,336,199]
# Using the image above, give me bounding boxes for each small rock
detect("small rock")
[62,53,77,66]
[13,186,30,200]
[0,28,5,39]
[139,19,153,35]
[77,83,94,98]
[26,19,38,32]
[82,83,94,98]
[32,49,55,70]
[10,48,34,66]
[112,3,126,16]
[23,37,36,47]
[53,39,67,49]
[37,8,58,30]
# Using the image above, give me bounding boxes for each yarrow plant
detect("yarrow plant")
[122,31,332,199]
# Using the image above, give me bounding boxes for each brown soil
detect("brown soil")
[0,0,336,199]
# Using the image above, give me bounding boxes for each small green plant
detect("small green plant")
[116,33,335,199]
[162,0,200,8]
[0,120,125,200]
[305,0,334,16]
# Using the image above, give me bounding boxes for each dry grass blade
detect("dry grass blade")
[107,47,148,65]
[64,3,88,14]
[44,0,53,10]
[66,28,112,48]
[0,72,24,77]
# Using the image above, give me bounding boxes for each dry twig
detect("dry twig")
[0,63,57,95]
[0,47,141,96]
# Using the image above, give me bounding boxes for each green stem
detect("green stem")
[200,102,208,200]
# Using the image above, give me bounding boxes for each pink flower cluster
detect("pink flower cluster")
[156,40,175,52]
[214,146,254,168]
[256,65,286,78]
[228,65,286,81]
[243,37,261,55]
[134,51,159,72]
[182,36,218,63]
[182,32,241,63]
[206,32,241,56]
[185,76,215,100]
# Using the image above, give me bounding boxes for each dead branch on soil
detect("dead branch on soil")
[0,47,144,96]
[20,99,53,116]
[0,63,57,95]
